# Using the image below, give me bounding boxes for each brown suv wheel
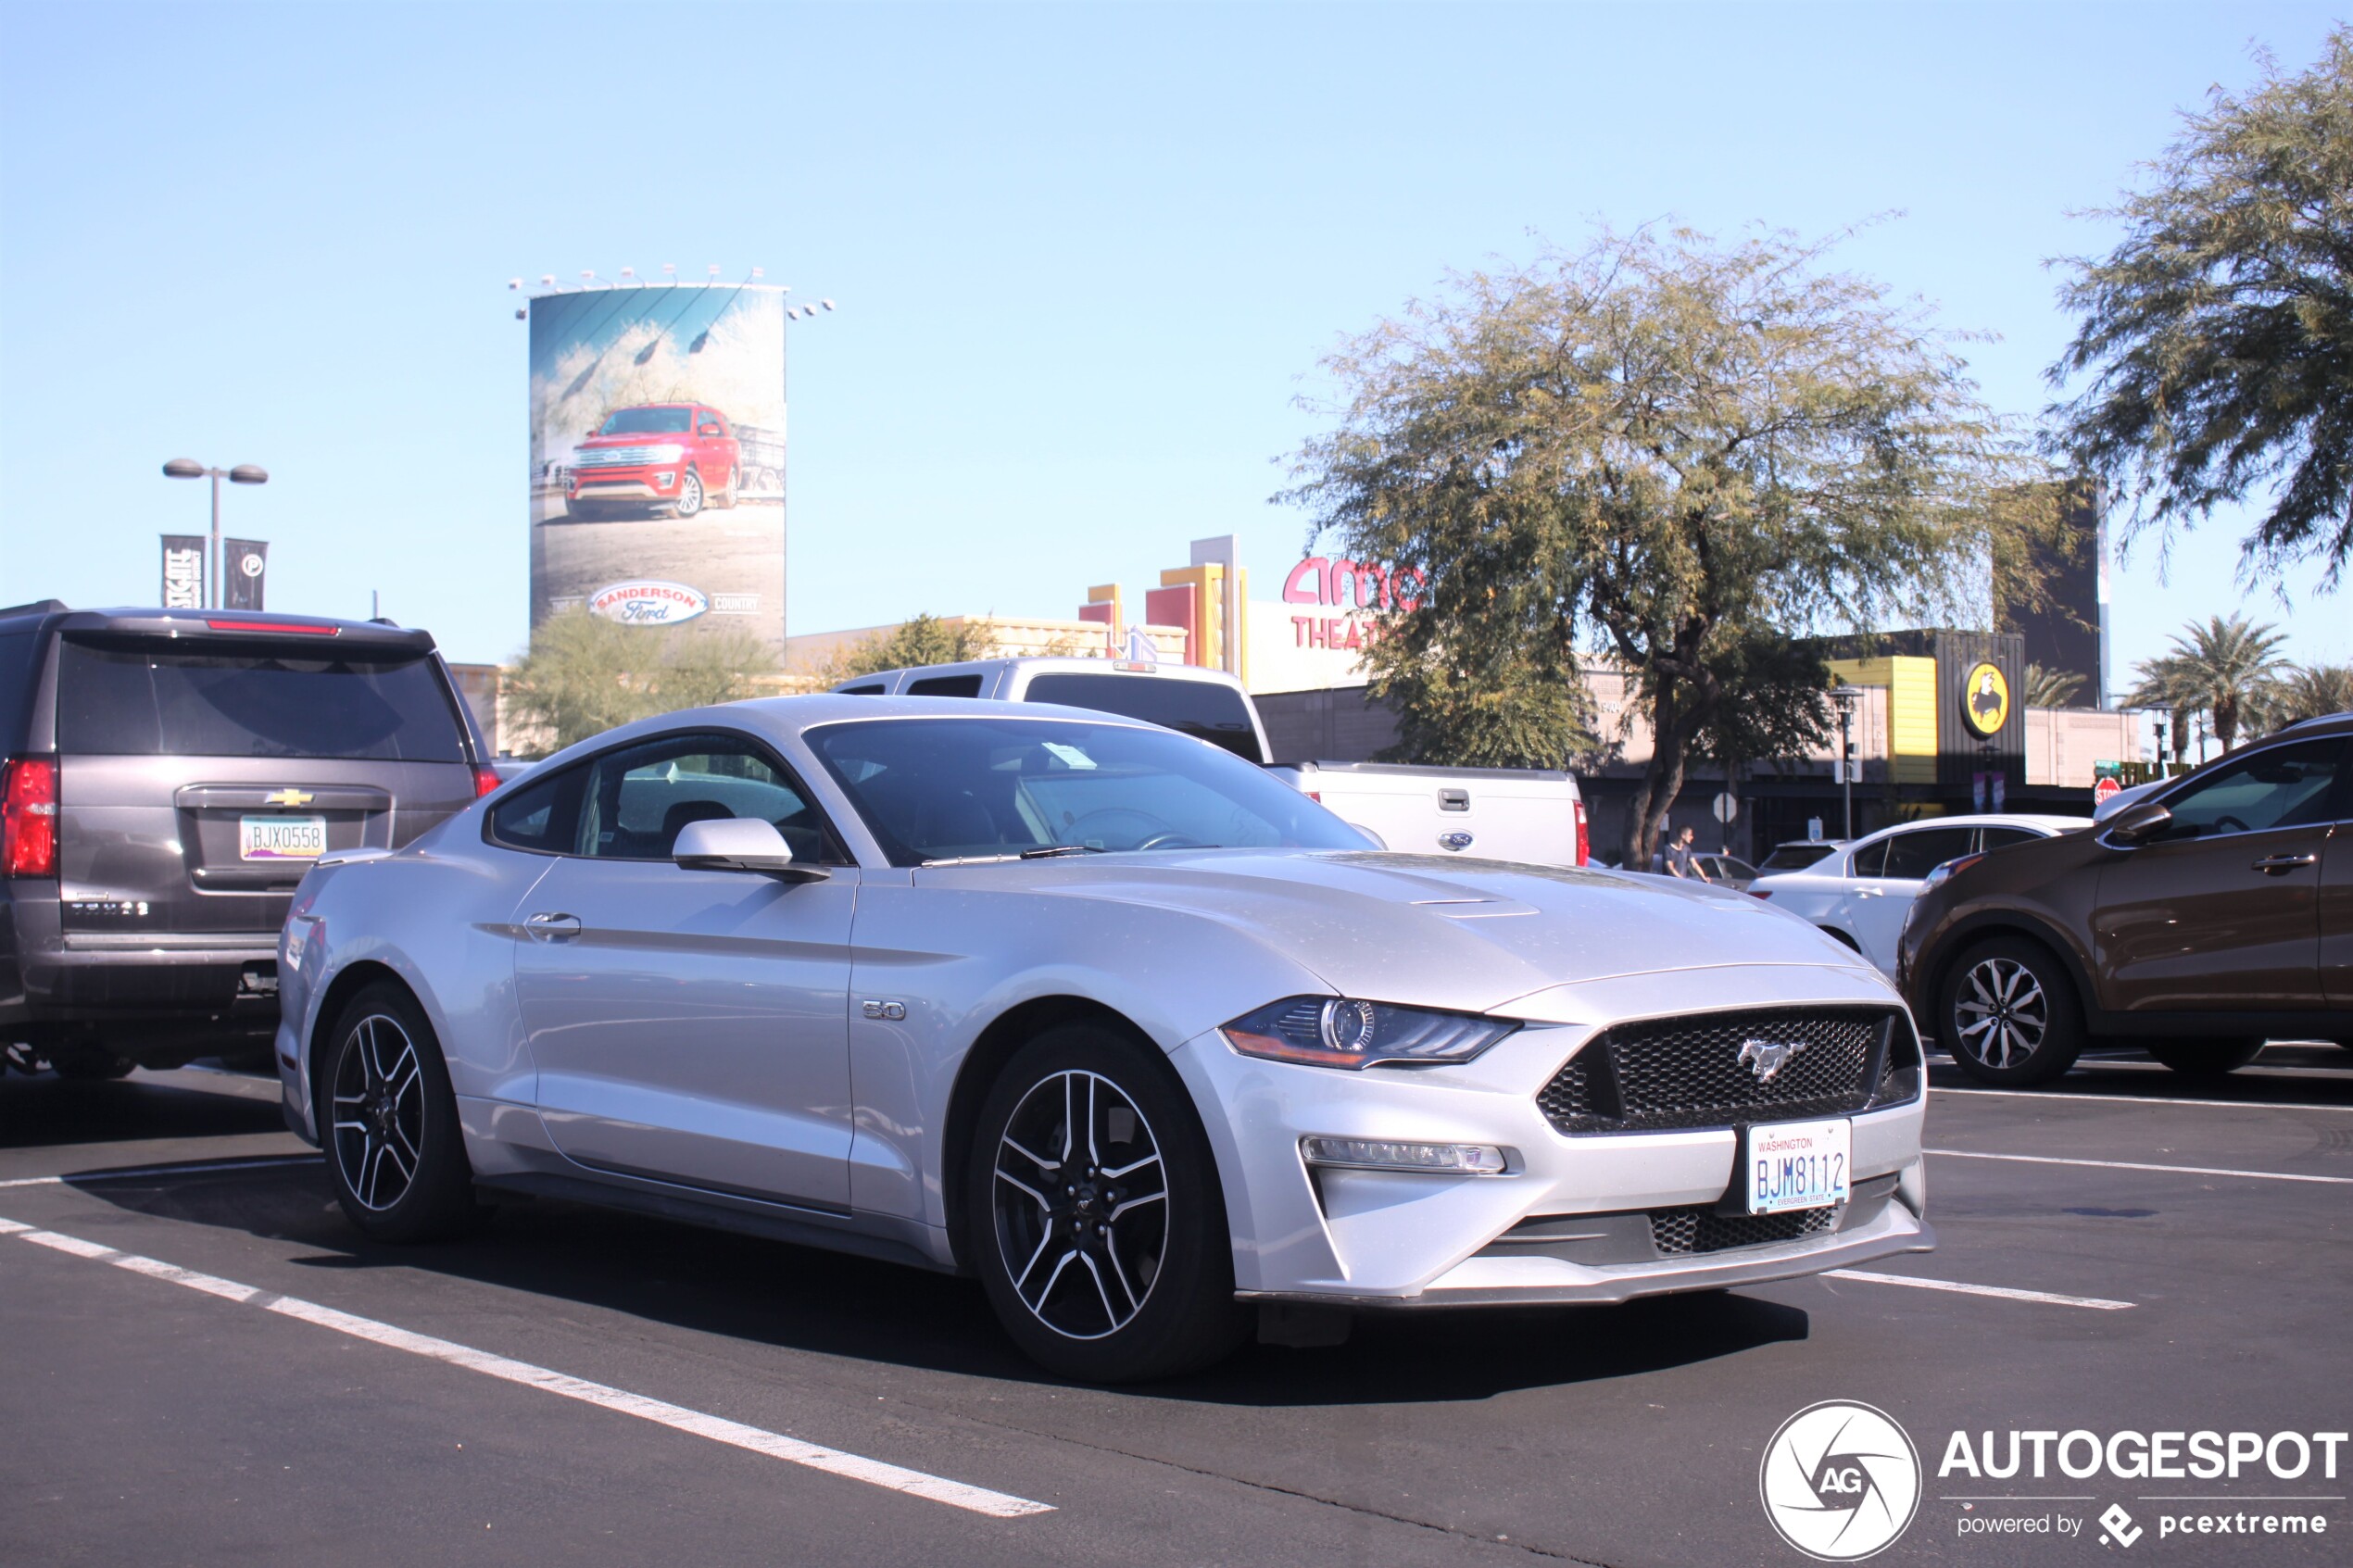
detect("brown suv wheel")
[1938,935,2085,1086]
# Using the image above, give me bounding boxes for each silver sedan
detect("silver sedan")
[276,696,1931,1380]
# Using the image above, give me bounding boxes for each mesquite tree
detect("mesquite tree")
[1287,225,2044,868]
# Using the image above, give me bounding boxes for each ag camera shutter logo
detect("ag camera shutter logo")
[1759,1400,1921,1561]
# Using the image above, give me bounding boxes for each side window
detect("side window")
[1880,826,1979,880]
[839,684,887,696]
[575,732,846,864]
[0,630,36,749]
[1978,827,2042,852]
[2152,742,2343,842]
[486,763,586,854]
[906,673,983,697]
[1848,838,1890,878]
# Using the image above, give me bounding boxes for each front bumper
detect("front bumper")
[570,468,681,502]
[1171,961,1931,1306]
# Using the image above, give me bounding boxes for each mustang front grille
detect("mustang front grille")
[1537,1006,1909,1135]
[1649,1204,1840,1255]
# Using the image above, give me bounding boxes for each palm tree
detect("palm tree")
[2123,615,2292,752]
[2272,663,2353,725]
[2022,662,2087,709]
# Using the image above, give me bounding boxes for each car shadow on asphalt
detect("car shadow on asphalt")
[0,1072,290,1149]
[1928,1041,2353,1106]
[63,1159,1813,1406]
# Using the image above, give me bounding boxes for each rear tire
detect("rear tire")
[1937,936,2084,1086]
[2146,1038,2265,1078]
[963,1022,1247,1382]
[319,982,481,1243]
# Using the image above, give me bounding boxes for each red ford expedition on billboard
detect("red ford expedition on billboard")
[565,403,740,521]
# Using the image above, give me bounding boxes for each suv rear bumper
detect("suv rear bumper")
[1,894,278,1048]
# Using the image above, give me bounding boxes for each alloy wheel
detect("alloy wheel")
[330,1013,425,1211]
[674,470,704,517]
[992,1070,1169,1341]
[1953,956,2049,1070]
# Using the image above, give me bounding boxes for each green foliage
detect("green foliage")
[2023,662,2088,709]
[818,614,986,682]
[1287,224,2044,865]
[503,609,778,753]
[2121,614,2292,751]
[2271,661,2353,725]
[2048,28,2353,580]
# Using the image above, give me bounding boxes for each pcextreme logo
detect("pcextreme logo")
[1760,1400,1923,1561]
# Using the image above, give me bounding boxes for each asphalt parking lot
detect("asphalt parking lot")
[3,1045,2347,1567]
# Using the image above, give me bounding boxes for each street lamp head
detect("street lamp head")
[162,458,205,479]
[228,464,269,484]
[1826,684,1860,711]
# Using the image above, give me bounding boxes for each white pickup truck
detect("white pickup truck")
[833,659,1590,869]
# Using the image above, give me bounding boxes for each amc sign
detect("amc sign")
[1282,556,1427,651]
[588,580,710,626]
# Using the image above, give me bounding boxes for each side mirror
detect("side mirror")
[2100,800,2172,847]
[1346,822,1387,850]
[673,817,828,882]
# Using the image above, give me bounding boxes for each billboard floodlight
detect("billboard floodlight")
[822,299,836,310]
[507,278,522,290]
[540,275,556,286]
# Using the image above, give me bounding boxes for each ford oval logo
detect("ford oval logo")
[1439,831,1475,852]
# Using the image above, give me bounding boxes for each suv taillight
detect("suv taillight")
[2,758,59,878]
[472,766,502,799]
[1573,798,1590,867]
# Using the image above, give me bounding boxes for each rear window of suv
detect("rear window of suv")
[1021,673,1261,760]
[57,639,467,761]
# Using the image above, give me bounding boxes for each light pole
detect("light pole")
[1828,684,1860,841]
[161,459,268,609]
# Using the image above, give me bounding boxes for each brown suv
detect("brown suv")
[1900,712,2353,1085]
[0,603,496,1078]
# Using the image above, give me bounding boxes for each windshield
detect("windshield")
[805,716,1367,866]
[598,407,693,435]
[1021,672,1262,760]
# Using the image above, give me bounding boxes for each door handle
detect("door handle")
[524,911,583,940]
[1856,886,1883,897]
[2250,852,2319,874]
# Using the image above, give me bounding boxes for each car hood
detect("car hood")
[922,849,1882,1015]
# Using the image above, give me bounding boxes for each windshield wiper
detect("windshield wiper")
[1019,844,1106,859]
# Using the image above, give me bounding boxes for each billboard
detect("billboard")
[527,283,786,650]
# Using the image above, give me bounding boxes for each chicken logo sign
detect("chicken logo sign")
[1961,661,2009,738]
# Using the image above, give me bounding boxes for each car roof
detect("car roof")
[837,657,1249,689]
[1850,813,2085,843]
[515,693,1173,775]
[0,604,438,651]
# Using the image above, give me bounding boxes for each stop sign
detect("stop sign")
[2094,776,2121,804]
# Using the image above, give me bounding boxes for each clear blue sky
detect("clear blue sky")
[3,2,2346,684]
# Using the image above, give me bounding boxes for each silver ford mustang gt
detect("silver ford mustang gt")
[276,696,1931,1380]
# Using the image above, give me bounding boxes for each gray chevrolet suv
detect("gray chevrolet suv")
[0,603,496,1077]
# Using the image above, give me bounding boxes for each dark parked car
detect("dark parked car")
[1900,712,2353,1085]
[0,603,497,1078]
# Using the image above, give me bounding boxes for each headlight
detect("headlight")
[645,444,686,462]
[1220,997,1516,1070]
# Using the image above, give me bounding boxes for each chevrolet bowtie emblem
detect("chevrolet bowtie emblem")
[1738,1036,1808,1082]
[264,789,314,807]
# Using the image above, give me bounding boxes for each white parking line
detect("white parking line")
[1927,1148,2353,1185]
[0,1215,1052,1520]
[0,1176,63,1189]
[1824,1269,2134,1311]
[1933,1085,2353,1111]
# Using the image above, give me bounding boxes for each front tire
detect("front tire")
[2146,1038,2265,1078]
[963,1023,1247,1382]
[671,469,704,519]
[1938,936,2085,1086]
[320,982,481,1243]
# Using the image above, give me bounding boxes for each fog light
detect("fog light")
[1299,1135,1509,1174]
[654,471,675,486]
